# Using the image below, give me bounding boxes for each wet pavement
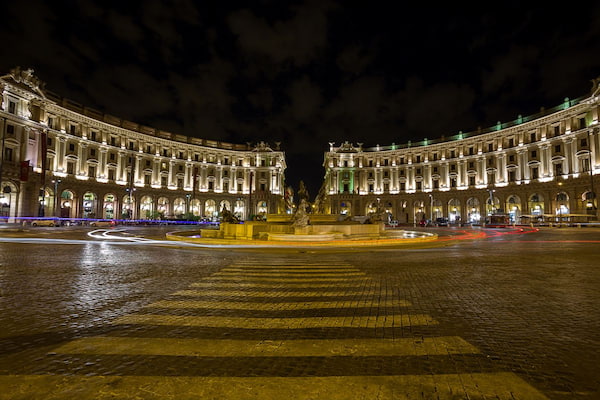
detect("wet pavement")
[0,226,598,399]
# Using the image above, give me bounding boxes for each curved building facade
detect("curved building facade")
[0,68,286,222]
[323,81,600,224]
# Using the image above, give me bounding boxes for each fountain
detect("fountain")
[166,186,437,248]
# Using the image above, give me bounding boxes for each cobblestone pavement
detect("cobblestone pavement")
[0,227,598,399]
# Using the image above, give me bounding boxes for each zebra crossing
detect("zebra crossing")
[0,261,549,399]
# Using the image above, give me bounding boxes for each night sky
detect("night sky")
[3,1,600,197]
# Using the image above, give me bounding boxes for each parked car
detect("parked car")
[89,220,116,227]
[30,219,59,227]
[435,217,449,226]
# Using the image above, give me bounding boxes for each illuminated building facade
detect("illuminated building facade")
[0,68,286,222]
[323,81,600,224]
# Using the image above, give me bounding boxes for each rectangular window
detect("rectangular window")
[509,170,516,182]
[532,167,539,179]
[450,164,456,171]
[110,153,115,161]
[90,131,97,141]
[4,147,13,162]
[129,141,135,150]
[400,157,405,165]
[555,163,563,176]
[383,171,389,178]
[208,181,214,190]
[531,150,537,158]
[177,178,183,189]
[108,169,115,181]
[88,165,96,177]
[8,101,16,114]
[384,159,389,166]
[238,183,242,192]
[90,148,96,157]
[400,182,406,191]
[369,184,374,192]
[416,181,422,190]
[509,155,514,162]
[488,143,493,152]
[6,124,15,135]
[433,179,439,189]
[450,150,455,158]
[67,162,74,175]
[260,183,266,191]
[144,174,151,185]
[451,178,457,188]
[400,170,405,176]
[161,176,168,186]
[508,138,514,147]
[384,183,389,192]
[47,117,54,128]
[369,160,373,167]
[69,143,75,151]
[110,137,116,146]
[530,132,536,142]
[579,117,586,129]
[469,176,475,186]
[146,160,152,168]
[469,147,474,155]
[553,125,560,136]
[163,149,168,156]
[581,158,590,172]
[581,138,588,147]
[223,182,229,192]
[468,162,474,169]
[70,125,76,135]
[433,167,438,173]
[555,144,561,153]
[416,155,421,163]
[194,154,199,161]
[179,151,184,159]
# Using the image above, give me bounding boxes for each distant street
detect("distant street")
[0,226,598,399]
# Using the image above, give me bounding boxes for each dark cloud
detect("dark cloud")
[228,1,336,66]
[2,1,600,196]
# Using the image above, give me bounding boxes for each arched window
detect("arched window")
[83,192,97,218]
[140,196,153,219]
[466,197,480,223]
[104,194,116,219]
[204,199,217,217]
[528,194,544,216]
[234,200,245,219]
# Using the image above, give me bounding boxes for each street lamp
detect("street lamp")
[185,193,191,219]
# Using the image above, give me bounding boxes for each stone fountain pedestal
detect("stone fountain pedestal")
[200,214,386,242]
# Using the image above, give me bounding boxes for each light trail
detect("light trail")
[0,226,543,249]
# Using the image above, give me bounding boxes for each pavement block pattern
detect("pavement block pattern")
[0,259,551,399]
